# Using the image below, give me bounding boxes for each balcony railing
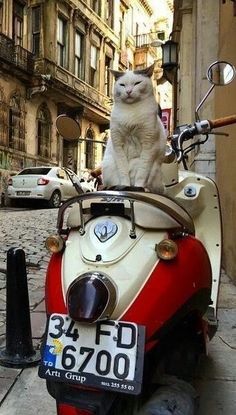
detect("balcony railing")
[0,32,14,63]
[15,45,34,73]
[0,32,34,74]
[134,32,161,48]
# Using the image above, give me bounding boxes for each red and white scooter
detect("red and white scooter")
[39,61,236,414]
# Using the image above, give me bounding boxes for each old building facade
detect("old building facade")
[171,0,236,281]
[0,0,172,198]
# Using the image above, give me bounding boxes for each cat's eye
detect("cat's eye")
[134,81,142,86]
[119,83,125,87]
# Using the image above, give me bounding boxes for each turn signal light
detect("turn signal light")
[155,239,178,260]
[45,234,64,253]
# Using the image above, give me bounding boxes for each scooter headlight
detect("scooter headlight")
[66,272,117,324]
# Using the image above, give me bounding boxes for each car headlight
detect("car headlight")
[67,272,117,324]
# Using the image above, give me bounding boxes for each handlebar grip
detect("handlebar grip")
[209,114,236,129]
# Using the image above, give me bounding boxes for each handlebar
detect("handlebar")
[208,114,236,129]
[173,114,236,165]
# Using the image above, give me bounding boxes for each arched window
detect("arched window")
[0,87,8,146]
[8,93,25,151]
[102,129,109,156]
[37,103,51,158]
[85,126,95,169]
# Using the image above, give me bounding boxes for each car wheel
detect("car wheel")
[8,199,17,207]
[48,190,61,208]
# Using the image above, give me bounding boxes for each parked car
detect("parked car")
[7,166,96,208]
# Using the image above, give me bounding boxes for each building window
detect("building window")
[0,88,8,146]
[32,6,41,57]
[126,6,134,36]
[13,1,24,46]
[119,13,125,49]
[37,104,51,158]
[91,0,101,16]
[90,45,98,87]
[105,55,112,96]
[57,16,67,67]
[75,31,84,79]
[8,94,25,152]
[85,127,95,169]
[105,0,114,28]
[0,3,3,33]
[158,31,165,41]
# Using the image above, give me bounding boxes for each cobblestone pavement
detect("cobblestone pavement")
[0,207,58,346]
[0,207,235,414]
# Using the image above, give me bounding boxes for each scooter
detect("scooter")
[38,61,236,414]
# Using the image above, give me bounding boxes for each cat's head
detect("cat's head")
[110,64,155,104]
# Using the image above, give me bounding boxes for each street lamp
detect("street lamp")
[161,39,178,71]
[151,32,179,82]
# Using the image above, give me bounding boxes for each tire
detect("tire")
[108,395,140,415]
[8,198,17,207]
[48,190,61,208]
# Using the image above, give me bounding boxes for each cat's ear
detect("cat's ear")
[134,63,155,78]
[109,69,125,80]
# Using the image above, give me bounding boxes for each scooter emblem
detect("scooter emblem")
[94,220,118,242]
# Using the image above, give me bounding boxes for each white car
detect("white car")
[7,166,96,208]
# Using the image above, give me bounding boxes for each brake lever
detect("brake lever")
[210,131,229,137]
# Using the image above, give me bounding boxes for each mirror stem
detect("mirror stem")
[195,84,215,121]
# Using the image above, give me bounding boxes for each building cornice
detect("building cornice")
[139,0,153,16]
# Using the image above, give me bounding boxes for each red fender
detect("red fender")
[45,252,66,315]
[122,235,212,342]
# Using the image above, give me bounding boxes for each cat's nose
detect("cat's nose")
[126,89,132,96]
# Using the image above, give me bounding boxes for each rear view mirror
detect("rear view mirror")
[56,115,81,141]
[195,60,236,120]
[207,61,236,86]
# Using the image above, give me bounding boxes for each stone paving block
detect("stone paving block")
[0,291,6,307]
[29,287,45,307]
[0,367,55,415]
[0,279,6,289]
[218,282,236,308]
[217,308,236,328]
[195,380,236,414]
[34,300,45,312]
[31,312,46,339]
[0,366,21,403]
[196,334,236,381]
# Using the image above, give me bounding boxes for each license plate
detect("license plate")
[17,191,30,196]
[38,314,145,395]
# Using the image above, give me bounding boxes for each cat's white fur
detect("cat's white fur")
[102,64,166,193]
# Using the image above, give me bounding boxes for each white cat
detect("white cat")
[102,64,166,194]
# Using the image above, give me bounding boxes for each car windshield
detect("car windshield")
[18,168,51,175]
